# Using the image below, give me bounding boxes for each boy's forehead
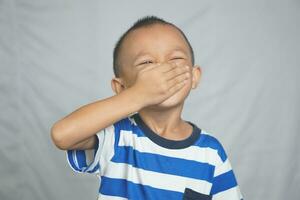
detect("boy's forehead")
[122,24,190,57]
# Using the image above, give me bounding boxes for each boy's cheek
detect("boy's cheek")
[123,69,140,88]
[125,80,136,89]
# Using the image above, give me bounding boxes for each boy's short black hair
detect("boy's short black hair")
[113,15,195,78]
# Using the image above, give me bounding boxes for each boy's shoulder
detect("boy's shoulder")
[195,129,228,162]
[196,129,224,148]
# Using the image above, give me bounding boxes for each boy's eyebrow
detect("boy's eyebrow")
[171,47,189,56]
[133,51,149,62]
[133,47,189,63]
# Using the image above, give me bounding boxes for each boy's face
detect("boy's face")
[112,24,201,108]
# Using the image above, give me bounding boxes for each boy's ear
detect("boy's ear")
[191,65,202,89]
[111,77,126,94]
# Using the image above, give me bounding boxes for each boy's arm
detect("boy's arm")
[51,62,190,150]
[51,87,144,150]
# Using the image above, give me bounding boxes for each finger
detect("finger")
[164,65,190,81]
[167,71,190,87]
[160,62,180,73]
[167,79,188,96]
[138,63,160,73]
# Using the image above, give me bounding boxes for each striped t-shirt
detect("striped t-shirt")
[67,113,243,200]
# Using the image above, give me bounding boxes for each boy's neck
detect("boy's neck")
[138,103,193,140]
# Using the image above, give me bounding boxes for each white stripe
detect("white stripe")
[214,158,232,177]
[99,124,116,174]
[98,194,128,200]
[212,186,243,200]
[103,162,212,195]
[85,129,105,173]
[118,130,223,166]
[73,150,79,170]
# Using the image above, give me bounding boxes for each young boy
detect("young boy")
[51,16,243,200]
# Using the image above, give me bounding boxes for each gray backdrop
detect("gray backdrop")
[1,0,299,199]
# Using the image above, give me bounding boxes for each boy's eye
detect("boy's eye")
[139,60,153,65]
[171,57,184,60]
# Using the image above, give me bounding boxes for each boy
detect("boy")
[51,16,243,200]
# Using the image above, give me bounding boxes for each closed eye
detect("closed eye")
[139,60,153,65]
[171,57,184,60]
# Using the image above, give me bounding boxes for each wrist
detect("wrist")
[120,86,146,112]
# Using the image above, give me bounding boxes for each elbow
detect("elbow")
[50,123,72,150]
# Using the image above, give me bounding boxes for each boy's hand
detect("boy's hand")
[51,62,190,150]
[130,62,190,107]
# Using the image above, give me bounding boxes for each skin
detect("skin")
[51,24,201,150]
[112,24,202,140]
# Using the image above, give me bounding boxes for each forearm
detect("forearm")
[51,87,143,150]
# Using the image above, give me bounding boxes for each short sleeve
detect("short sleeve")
[66,129,105,175]
[210,145,243,200]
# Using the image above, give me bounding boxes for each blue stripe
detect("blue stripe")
[75,150,87,169]
[111,146,214,182]
[87,162,100,173]
[117,118,145,137]
[131,125,146,137]
[113,123,121,151]
[67,150,81,172]
[195,134,227,162]
[99,176,183,199]
[67,149,100,173]
[210,170,238,195]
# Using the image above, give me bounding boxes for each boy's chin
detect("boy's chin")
[157,99,183,109]
[152,92,188,110]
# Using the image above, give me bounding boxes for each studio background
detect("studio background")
[1,0,299,199]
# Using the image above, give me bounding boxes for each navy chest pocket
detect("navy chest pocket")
[183,188,212,200]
